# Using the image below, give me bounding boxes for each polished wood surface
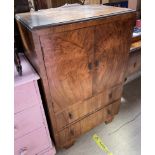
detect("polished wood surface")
[15,5,133,29]
[41,27,93,113]
[55,100,120,148]
[16,5,136,148]
[55,85,123,131]
[93,18,133,94]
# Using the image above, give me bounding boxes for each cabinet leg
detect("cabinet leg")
[63,141,75,149]
[105,116,114,124]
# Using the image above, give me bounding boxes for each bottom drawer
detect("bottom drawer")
[15,127,50,155]
[55,100,121,148]
[55,85,123,131]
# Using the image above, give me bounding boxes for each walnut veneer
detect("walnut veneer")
[16,5,136,148]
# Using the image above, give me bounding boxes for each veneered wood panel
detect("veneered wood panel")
[93,16,134,94]
[55,85,123,131]
[55,100,120,148]
[41,27,94,112]
[16,5,136,148]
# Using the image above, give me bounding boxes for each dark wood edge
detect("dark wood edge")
[15,9,135,31]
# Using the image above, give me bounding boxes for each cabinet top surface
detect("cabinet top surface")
[15,4,134,30]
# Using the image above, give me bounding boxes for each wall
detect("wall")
[128,0,141,10]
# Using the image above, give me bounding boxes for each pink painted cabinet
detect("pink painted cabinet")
[14,54,56,155]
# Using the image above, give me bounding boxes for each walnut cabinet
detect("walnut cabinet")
[16,5,136,148]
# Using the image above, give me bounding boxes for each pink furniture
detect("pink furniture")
[14,54,56,155]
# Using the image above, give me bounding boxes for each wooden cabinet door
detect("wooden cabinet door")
[40,27,94,112]
[93,18,134,94]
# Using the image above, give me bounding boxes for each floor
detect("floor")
[56,77,141,155]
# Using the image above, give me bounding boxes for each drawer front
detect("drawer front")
[15,105,44,139]
[15,82,39,113]
[55,122,81,147]
[127,50,141,76]
[55,85,123,131]
[56,100,120,148]
[80,101,118,134]
[15,127,49,155]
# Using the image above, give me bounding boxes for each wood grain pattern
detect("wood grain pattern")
[55,100,120,148]
[35,11,135,36]
[41,27,94,112]
[16,5,136,148]
[93,17,134,94]
[15,5,133,29]
[55,85,123,131]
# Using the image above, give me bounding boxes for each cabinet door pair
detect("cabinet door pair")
[40,18,132,112]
